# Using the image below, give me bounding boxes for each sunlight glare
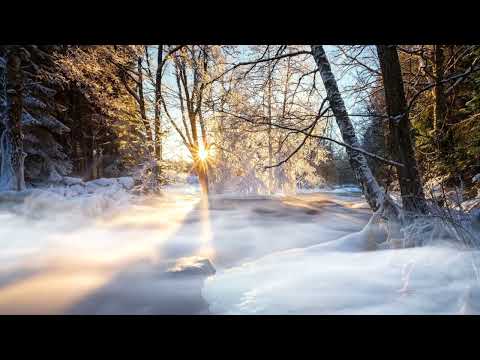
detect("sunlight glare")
[198,147,209,161]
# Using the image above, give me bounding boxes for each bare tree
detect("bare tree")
[160,45,215,195]
[154,45,163,160]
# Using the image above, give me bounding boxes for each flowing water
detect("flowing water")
[0,186,370,314]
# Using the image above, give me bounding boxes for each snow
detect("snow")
[199,187,480,315]
[22,111,70,135]
[117,177,135,190]
[461,197,480,212]
[203,236,480,315]
[88,178,118,187]
[1,180,479,314]
[44,176,137,195]
[0,185,372,314]
[61,176,84,186]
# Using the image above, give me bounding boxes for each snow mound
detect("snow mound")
[0,177,137,220]
[17,186,133,219]
[117,177,135,190]
[61,177,85,186]
[88,178,117,187]
[203,231,480,315]
[81,177,135,194]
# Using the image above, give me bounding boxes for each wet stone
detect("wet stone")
[166,257,216,278]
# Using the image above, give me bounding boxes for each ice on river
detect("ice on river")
[0,182,478,314]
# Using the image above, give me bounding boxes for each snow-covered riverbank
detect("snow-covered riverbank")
[203,236,480,315]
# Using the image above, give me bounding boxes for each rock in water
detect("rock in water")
[166,257,216,277]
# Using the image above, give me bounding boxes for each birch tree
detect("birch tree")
[311,45,396,213]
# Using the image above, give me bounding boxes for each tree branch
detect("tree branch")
[219,109,405,167]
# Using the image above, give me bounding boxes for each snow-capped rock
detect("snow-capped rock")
[117,177,135,190]
[461,197,480,212]
[68,184,86,196]
[61,176,85,186]
[88,178,117,187]
[48,170,63,183]
[85,181,102,194]
[84,177,135,191]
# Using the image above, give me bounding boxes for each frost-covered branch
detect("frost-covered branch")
[206,49,312,85]
[219,109,404,168]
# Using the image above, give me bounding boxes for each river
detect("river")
[0,187,370,314]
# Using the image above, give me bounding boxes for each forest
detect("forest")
[0,45,479,315]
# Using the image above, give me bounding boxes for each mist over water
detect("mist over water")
[1,185,477,314]
[0,184,371,314]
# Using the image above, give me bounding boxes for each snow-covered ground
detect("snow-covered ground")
[203,239,480,315]
[0,179,479,314]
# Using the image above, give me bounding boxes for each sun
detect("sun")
[198,147,209,161]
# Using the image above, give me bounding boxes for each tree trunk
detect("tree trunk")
[137,57,154,156]
[376,45,428,214]
[80,131,88,178]
[91,150,98,180]
[195,161,209,195]
[432,45,453,172]
[97,147,104,178]
[0,49,6,149]
[267,63,274,194]
[311,45,390,213]
[91,133,98,180]
[433,45,447,134]
[154,45,163,161]
[0,47,25,191]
